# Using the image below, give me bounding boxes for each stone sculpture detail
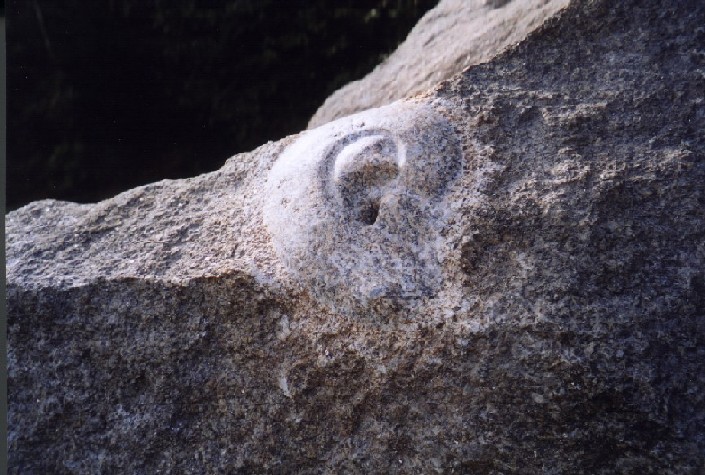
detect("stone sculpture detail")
[264,101,462,311]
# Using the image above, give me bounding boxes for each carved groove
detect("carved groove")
[264,100,462,313]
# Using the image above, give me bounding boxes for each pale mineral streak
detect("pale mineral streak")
[6,0,705,473]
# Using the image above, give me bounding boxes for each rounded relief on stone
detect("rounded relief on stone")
[264,100,461,312]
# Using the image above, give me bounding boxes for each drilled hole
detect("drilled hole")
[359,201,380,225]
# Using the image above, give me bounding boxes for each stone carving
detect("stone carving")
[264,100,462,311]
[7,2,705,472]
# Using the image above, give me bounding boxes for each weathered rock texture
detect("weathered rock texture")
[308,0,570,128]
[266,101,462,314]
[7,0,705,473]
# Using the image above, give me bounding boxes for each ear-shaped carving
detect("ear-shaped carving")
[332,133,400,225]
[264,100,461,314]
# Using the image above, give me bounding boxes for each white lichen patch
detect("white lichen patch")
[264,100,462,313]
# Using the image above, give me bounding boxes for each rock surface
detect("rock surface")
[7,0,705,473]
[308,0,570,128]
[266,101,463,314]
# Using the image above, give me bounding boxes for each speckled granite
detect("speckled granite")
[266,100,462,314]
[7,0,705,473]
[308,0,570,128]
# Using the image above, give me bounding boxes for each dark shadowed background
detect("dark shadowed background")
[7,0,437,211]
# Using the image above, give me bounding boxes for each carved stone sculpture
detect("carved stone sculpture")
[6,1,705,472]
[265,100,461,312]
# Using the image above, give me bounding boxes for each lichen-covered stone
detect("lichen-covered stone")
[7,0,705,473]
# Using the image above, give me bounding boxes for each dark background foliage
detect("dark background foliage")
[7,0,437,211]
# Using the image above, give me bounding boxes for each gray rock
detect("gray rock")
[308,0,570,128]
[7,0,705,473]
[266,101,462,314]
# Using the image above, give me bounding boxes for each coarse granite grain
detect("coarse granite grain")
[7,0,705,472]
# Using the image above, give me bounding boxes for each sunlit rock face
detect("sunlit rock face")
[308,0,570,128]
[265,101,461,313]
[6,1,705,473]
